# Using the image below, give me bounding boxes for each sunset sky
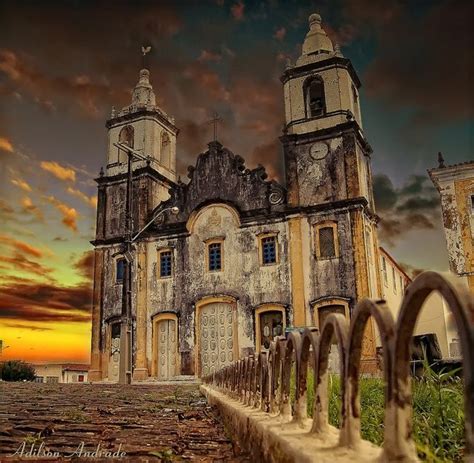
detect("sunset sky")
[0,0,472,363]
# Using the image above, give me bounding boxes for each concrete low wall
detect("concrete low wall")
[201,384,381,463]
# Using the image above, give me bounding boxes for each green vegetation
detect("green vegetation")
[0,360,36,382]
[290,366,464,462]
[149,448,179,462]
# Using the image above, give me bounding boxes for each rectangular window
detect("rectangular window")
[111,322,121,339]
[262,236,277,265]
[392,267,397,293]
[160,251,172,278]
[208,242,222,271]
[471,194,474,213]
[400,275,403,292]
[116,258,125,283]
[319,227,336,259]
[78,374,84,382]
[382,257,388,285]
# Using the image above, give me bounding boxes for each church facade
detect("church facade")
[89,14,382,382]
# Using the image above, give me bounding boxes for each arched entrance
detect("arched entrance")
[196,296,238,377]
[311,297,350,373]
[255,304,286,352]
[152,313,178,380]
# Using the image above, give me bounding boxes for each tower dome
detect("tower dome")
[297,13,334,66]
[131,68,156,106]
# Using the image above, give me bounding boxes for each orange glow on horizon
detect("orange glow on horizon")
[0,321,91,364]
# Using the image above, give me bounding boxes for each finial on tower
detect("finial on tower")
[437,151,446,168]
[297,12,334,65]
[309,13,322,29]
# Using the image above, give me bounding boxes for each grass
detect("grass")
[290,364,465,462]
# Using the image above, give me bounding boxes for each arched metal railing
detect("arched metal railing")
[202,272,474,461]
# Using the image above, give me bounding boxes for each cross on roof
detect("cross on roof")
[207,111,222,142]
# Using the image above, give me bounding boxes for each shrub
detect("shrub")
[0,360,36,382]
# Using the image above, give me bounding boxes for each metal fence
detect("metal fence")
[202,272,474,461]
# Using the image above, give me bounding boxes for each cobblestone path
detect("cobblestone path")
[0,382,249,462]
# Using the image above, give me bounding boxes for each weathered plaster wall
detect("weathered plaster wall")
[429,164,474,282]
[145,204,292,375]
[307,210,357,315]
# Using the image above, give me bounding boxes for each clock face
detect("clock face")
[310,142,329,160]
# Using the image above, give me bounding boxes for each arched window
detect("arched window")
[118,125,134,148]
[118,125,134,163]
[305,77,326,118]
[161,132,171,168]
[352,84,360,122]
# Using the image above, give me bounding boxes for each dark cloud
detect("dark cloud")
[396,197,439,213]
[73,250,94,282]
[373,174,398,211]
[0,2,182,119]
[362,0,474,125]
[250,140,283,179]
[0,49,130,119]
[0,252,55,279]
[0,280,92,324]
[373,173,440,246]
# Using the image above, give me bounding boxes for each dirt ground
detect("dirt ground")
[0,382,249,462]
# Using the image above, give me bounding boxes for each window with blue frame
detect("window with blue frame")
[261,236,277,265]
[208,242,222,271]
[160,251,172,278]
[116,258,125,283]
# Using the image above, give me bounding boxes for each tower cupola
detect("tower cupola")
[131,68,156,106]
[297,14,334,66]
[281,13,363,135]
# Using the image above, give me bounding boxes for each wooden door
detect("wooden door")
[108,323,121,382]
[157,319,177,380]
[200,303,234,376]
[259,311,284,350]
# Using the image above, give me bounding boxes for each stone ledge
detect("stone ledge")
[201,384,382,463]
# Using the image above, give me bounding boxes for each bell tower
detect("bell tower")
[281,14,381,372]
[106,68,178,181]
[281,13,374,211]
[95,66,179,242]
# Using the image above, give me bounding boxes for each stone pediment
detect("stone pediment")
[150,141,286,229]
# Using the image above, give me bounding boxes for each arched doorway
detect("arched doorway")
[152,313,178,380]
[255,304,286,352]
[196,297,237,377]
[312,297,350,373]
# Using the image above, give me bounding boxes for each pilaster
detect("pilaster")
[133,242,149,380]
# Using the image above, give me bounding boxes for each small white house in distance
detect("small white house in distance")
[33,363,90,383]
[378,247,459,359]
